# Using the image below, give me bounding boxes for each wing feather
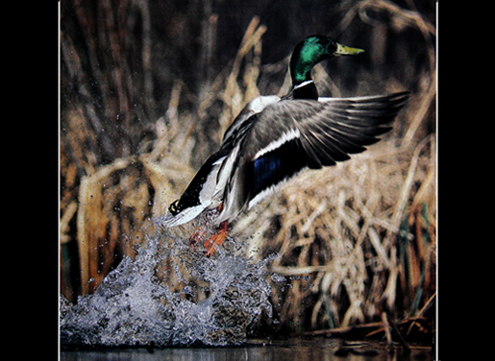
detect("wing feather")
[234,91,409,209]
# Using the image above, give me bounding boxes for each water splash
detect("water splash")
[60,227,275,347]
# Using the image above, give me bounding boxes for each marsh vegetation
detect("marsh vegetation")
[60,0,435,341]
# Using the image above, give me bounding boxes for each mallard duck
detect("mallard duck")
[161,35,409,256]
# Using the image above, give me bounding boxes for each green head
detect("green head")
[289,35,364,85]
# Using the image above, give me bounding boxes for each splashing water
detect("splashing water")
[60,225,275,347]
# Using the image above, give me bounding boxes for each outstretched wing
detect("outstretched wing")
[239,91,410,209]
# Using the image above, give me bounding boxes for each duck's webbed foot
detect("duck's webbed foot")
[203,220,229,257]
[189,227,206,248]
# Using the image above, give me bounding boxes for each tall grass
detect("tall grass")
[60,1,436,335]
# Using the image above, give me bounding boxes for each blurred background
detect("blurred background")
[60,0,436,338]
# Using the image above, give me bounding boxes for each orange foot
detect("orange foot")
[203,221,228,257]
[189,227,206,248]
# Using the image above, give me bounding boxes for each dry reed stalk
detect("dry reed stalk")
[60,201,78,245]
[218,16,267,137]
[72,151,196,295]
[402,74,436,147]
[76,157,136,293]
[333,0,435,38]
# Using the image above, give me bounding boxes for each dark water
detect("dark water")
[61,338,433,361]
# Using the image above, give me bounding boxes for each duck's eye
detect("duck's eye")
[169,200,180,215]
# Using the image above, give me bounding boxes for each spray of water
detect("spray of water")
[60,221,276,347]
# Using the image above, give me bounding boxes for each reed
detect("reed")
[60,1,436,336]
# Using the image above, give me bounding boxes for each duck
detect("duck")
[160,35,409,256]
